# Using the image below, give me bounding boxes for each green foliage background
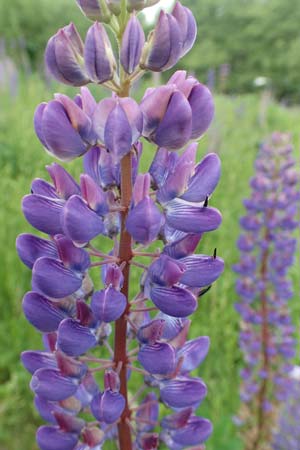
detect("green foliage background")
[0,0,300,449]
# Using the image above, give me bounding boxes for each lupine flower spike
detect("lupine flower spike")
[18,2,224,449]
[234,132,299,450]
[273,366,300,449]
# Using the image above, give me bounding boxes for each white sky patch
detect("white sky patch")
[142,0,175,24]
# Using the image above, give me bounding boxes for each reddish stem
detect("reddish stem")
[114,152,133,450]
[252,225,271,450]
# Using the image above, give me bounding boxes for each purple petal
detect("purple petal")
[21,351,57,374]
[31,179,58,198]
[141,85,175,139]
[42,100,87,161]
[150,285,197,318]
[157,143,197,203]
[137,319,166,345]
[53,411,85,434]
[22,194,64,235]
[172,417,213,446]
[92,390,125,424]
[166,199,222,233]
[57,318,97,356]
[148,255,186,287]
[138,343,176,375]
[54,94,93,143]
[156,313,189,341]
[177,336,210,372]
[34,103,48,148]
[56,350,88,379]
[22,291,67,332]
[160,377,207,408]
[36,426,78,450]
[104,103,132,160]
[119,97,143,144]
[149,147,174,188]
[163,233,201,259]
[172,2,197,57]
[181,153,221,203]
[54,235,90,272]
[126,197,164,244]
[188,83,215,139]
[34,396,64,424]
[92,98,116,143]
[32,257,82,299]
[62,195,104,244]
[121,15,145,74]
[136,392,159,432]
[80,173,108,215]
[179,255,224,287]
[161,408,193,430]
[143,11,182,72]
[46,24,89,86]
[91,287,126,323]
[16,234,58,269]
[30,368,78,401]
[84,22,115,83]
[154,91,192,150]
[44,36,72,85]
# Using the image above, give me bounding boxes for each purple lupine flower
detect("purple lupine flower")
[34,90,96,161]
[272,367,300,449]
[140,71,214,149]
[84,22,116,84]
[234,133,299,449]
[140,2,196,72]
[18,3,223,450]
[45,23,90,86]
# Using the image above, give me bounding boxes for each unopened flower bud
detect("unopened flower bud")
[45,23,89,86]
[121,15,145,75]
[84,22,116,84]
[127,0,160,12]
[76,0,112,23]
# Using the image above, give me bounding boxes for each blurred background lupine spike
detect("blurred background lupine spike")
[16,1,224,450]
[234,132,300,450]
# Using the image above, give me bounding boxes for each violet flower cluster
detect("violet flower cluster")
[272,367,300,450]
[233,132,299,450]
[17,1,224,449]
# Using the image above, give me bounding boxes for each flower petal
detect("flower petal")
[22,291,67,332]
[138,343,176,375]
[32,257,82,299]
[57,318,97,356]
[91,287,126,323]
[22,194,64,236]
[16,234,58,269]
[179,255,224,287]
[181,153,221,203]
[30,368,78,401]
[160,377,207,408]
[154,91,192,150]
[21,351,57,374]
[36,426,78,450]
[150,285,197,318]
[91,390,125,424]
[42,100,87,161]
[177,336,210,372]
[166,198,222,233]
[62,195,104,244]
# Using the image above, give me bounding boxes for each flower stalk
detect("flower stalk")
[17,1,225,449]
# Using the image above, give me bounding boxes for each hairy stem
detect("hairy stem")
[114,151,133,450]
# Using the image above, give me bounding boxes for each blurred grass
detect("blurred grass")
[0,76,299,450]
